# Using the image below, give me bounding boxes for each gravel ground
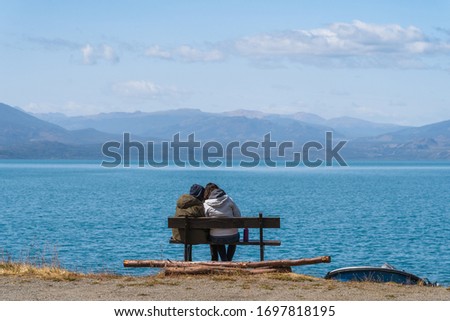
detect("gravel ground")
[1,273,449,301]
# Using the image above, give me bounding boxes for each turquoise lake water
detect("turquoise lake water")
[1,160,449,285]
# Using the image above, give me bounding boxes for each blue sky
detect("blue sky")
[1,0,450,125]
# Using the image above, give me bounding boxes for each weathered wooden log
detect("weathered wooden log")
[163,266,291,275]
[124,256,330,268]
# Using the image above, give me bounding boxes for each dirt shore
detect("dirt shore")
[1,273,449,301]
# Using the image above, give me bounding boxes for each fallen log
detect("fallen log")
[124,256,331,268]
[163,266,291,275]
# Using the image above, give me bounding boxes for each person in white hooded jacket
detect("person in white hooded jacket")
[203,184,241,261]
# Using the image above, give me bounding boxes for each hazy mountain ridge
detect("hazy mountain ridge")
[1,102,449,160]
[34,108,405,140]
[0,103,121,158]
[219,109,407,138]
[345,120,450,160]
[34,108,338,142]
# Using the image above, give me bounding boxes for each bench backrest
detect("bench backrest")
[169,214,280,261]
[168,217,280,229]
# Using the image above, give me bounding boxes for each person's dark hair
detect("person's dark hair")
[204,182,219,200]
[189,184,205,201]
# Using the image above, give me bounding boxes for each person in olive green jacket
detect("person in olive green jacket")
[171,184,209,244]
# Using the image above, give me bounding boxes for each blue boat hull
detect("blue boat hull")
[325,266,430,285]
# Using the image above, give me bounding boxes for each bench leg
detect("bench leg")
[259,212,264,261]
[184,244,193,261]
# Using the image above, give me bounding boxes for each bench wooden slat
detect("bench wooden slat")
[168,217,280,229]
[169,238,281,246]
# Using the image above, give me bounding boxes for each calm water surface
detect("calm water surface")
[1,160,449,285]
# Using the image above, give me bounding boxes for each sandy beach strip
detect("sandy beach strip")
[1,273,449,301]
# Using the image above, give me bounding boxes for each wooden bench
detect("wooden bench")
[168,213,281,261]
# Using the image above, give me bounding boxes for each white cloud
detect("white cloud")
[81,44,119,65]
[25,101,101,116]
[235,20,442,56]
[27,36,80,50]
[176,45,225,62]
[145,44,225,62]
[81,44,95,64]
[145,45,173,59]
[233,20,450,67]
[25,37,120,65]
[141,21,450,68]
[112,80,180,98]
[102,45,119,62]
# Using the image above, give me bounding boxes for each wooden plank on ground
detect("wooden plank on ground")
[123,256,331,268]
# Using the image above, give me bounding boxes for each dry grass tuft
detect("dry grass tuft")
[267,272,320,283]
[211,275,238,282]
[259,283,275,291]
[0,261,83,281]
[116,274,182,288]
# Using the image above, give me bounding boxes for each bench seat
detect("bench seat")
[169,238,281,246]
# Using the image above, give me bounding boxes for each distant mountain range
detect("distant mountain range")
[222,109,407,138]
[37,108,407,140]
[345,119,450,160]
[0,103,119,158]
[34,108,334,143]
[1,102,449,160]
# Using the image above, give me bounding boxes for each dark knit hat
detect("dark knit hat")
[189,184,205,200]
